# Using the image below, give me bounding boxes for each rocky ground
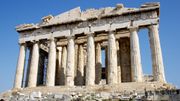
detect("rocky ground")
[0,82,179,101]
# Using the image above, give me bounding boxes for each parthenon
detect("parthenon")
[14,2,166,89]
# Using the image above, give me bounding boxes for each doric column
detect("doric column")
[83,47,87,78]
[116,40,121,83]
[25,47,32,87]
[148,24,166,82]
[37,50,45,85]
[105,47,108,83]
[86,33,95,86]
[129,27,143,82]
[95,42,102,84]
[28,42,39,87]
[65,36,75,86]
[55,47,62,85]
[77,44,85,85]
[46,39,56,86]
[60,46,67,85]
[74,44,78,80]
[14,43,26,88]
[107,31,118,84]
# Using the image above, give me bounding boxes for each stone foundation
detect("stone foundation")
[1,82,178,101]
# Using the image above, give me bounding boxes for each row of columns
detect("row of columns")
[14,24,166,89]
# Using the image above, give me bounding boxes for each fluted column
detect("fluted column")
[116,40,121,83]
[130,27,143,82]
[77,44,85,85]
[55,47,62,85]
[60,46,67,85]
[148,24,166,82]
[25,47,32,87]
[74,44,78,81]
[95,43,102,84]
[65,36,75,86]
[28,42,39,87]
[105,47,108,83]
[86,33,95,86]
[14,43,26,88]
[107,31,118,84]
[46,39,56,86]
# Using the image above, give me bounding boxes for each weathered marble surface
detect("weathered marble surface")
[46,39,56,86]
[1,82,178,101]
[14,44,26,89]
[16,2,159,43]
[12,3,168,100]
[27,42,39,87]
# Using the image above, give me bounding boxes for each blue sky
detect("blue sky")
[0,0,180,92]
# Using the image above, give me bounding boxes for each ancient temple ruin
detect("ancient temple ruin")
[14,2,166,89]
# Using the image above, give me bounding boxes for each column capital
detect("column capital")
[128,26,139,32]
[49,37,57,42]
[67,36,75,40]
[57,47,62,51]
[108,29,116,34]
[87,32,94,37]
[107,23,116,33]
[31,38,40,43]
[31,41,39,47]
[18,42,26,46]
[47,36,57,43]
[148,24,159,30]
[31,40,39,44]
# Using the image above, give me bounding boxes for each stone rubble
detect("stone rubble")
[1,88,180,101]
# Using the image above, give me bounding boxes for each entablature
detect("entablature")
[17,2,160,44]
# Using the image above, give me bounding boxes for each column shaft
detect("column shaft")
[107,31,118,84]
[60,46,67,85]
[130,28,143,82]
[55,47,62,85]
[25,47,32,87]
[46,39,56,86]
[14,44,26,88]
[28,42,39,87]
[77,44,85,85]
[86,34,95,86]
[74,44,78,81]
[116,40,121,83]
[37,51,45,85]
[105,47,108,83]
[83,47,87,80]
[95,42,102,84]
[149,24,166,82]
[65,37,75,86]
